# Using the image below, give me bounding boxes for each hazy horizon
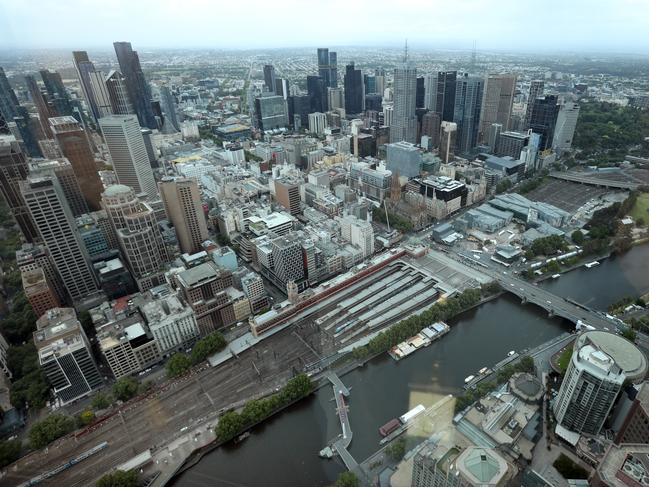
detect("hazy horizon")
[1,0,648,54]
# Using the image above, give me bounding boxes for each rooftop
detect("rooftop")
[576,331,648,381]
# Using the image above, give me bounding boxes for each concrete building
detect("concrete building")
[211,246,238,271]
[139,285,199,354]
[495,131,529,159]
[49,116,104,211]
[440,121,457,164]
[390,62,417,143]
[16,242,67,305]
[21,176,102,306]
[479,74,516,140]
[158,177,208,255]
[591,443,649,487]
[554,331,648,435]
[412,443,510,487]
[99,115,158,199]
[102,184,169,291]
[0,136,38,242]
[409,176,468,220]
[349,161,392,202]
[34,308,102,404]
[22,267,60,319]
[386,141,422,178]
[340,214,374,258]
[614,382,649,445]
[308,112,327,135]
[174,262,236,335]
[241,271,269,314]
[29,158,89,218]
[552,102,580,153]
[421,111,441,148]
[269,234,306,290]
[274,178,301,215]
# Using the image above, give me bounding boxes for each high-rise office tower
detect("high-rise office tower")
[327,87,343,110]
[423,74,437,111]
[307,75,326,113]
[317,48,338,88]
[374,68,386,96]
[453,74,484,154]
[416,76,425,109]
[363,74,376,95]
[254,94,289,132]
[435,71,457,122]
[105,70,134,115]
[344,62,364,115]
[263,64,277,94]
[479,74,516,141]
[528,95,560,151]
[34,307,102,404]
[274,178,301,215]
[0,137,38,242]
[49,116,104,210]
[0,67,20,134]
[276,78,290,100]
[21,176,101,303]
[24,74,54,138]
[158,177,208,255]
[421,111,441,148]
[29,158,89,217]
[553,331,647,435]
[72,51,102,122]
[440,121,457,164]
[39,70,75,119]
[113,42,157,130]
[88,71,112,118]
[102,185,168,291]
[99,115,157,199]
[22,268,60,319]
[159,85,179,132]
[524,80,544,129]
[552,102,580,152]
[390,62,417,143]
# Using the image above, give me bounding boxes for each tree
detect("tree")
[96,469,139,487]
[78,409,95,426]
[29,414,75,449]
[91,392,113,410]
[190,332,227,365]
[112,377,139,402]
[0,440,21,468]
[166,353,192,378]
[571,230,585,245]
[385,438,407,461]
[553,453,588,480]
[327,472,359,487]
[622,328,637,342]
[496,179,513,194]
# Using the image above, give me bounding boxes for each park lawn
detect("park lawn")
[557,347,573,373]
[630,192,649,225]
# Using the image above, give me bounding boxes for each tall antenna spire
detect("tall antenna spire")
[404,38,408,63]
[471,40,477,70]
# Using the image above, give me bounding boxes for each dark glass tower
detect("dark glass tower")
[113,42,157,129]
[435,71,457,122]
[306,75,326,113]
[529,95,560,151]
[263,64,277,94]
[453,74,484,154]
[39,70,75,119]
[416,76,425,109]
[317,48,337,88]
[344,62,363,115]
[72,51,101,122]
[0,67,20,134]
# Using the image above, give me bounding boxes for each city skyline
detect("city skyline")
[1,0,649,53]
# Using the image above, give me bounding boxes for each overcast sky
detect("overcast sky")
[1,0,648,53]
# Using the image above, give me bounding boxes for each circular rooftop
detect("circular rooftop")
[102,184,133,197]
[510,372,543,401]
[576,331,648,381]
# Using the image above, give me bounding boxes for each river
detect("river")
[172,245,649,487]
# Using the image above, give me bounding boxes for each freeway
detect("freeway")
[549,171,640,190]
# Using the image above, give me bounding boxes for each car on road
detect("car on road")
[546,300,552,304]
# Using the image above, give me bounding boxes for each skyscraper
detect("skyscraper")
[21,176,101,303]
[528,95,559,151]
[390,62,417,143]
[263,64,277,94]
[113,42,157,130]
[553,331,647,435]
[72,51,102,122]
[29,158,89,218]
[24,74,54,138]
[0,67,20,134]
[49,116,104,210]
[524,80,544,129]
[423,74,437,111]
[254,94,288,132]
[453,74,484,154]
[552,102,580,152]
[158,177,208,255]
[159,85,179,132]
[0,136,38,242]
[99,115,158,199]
[105,70,134,115]
[102,185,168,291]
[344,62,364,115]
[39,70,75,119]
[440,121,457,164]
[317,48,337,88]
[435,71,457,122]
[479,73,516,141]
[416,76,425,109]
[88,70,113,118]
[307,75,326,113]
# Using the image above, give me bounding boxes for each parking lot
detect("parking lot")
[525,179,609,213]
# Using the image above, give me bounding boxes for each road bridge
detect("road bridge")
[549,171,640,190]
